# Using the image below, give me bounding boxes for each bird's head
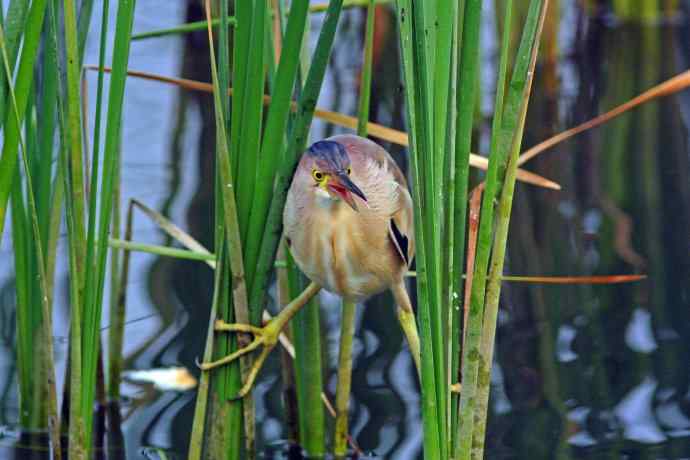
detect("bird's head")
[305,140,367,211]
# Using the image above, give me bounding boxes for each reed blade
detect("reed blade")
[456,1,548,459]
[249,0,345,332]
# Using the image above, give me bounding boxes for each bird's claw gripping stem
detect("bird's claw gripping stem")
[196,282,321,399]
[196,319,283,399]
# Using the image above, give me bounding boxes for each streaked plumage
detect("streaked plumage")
[283,134,414,302]
[199,134,422,396]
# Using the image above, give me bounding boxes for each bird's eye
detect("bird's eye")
[312,170,325,182]
[347,167,352,175]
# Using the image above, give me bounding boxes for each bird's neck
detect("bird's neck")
[314,188,340,210]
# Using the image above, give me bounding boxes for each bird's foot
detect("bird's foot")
[196,282,321,399]
[450,383,461,393]
[196,318,283,399]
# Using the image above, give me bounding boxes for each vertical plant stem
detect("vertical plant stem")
[356,0,375,136]
[0,0,48,241]
[454,0,511,456]
[333,2,375,453]
[63,2,89,455]
[204,1,255,455]
[0,21,60,457]
[287,255,325,456]
[247,0,342,314]
[471,2,549,458]
[276,243,300,444]
[334,300,357,456]
[456,1,546,459]
[394,0,441,457]
[108,200,133,400]
[235,0,266,245]
[0,0,30,127]
[188,243,226,460]
[244,0,309,310]
[449,1,482,451]
[79,0,136,453]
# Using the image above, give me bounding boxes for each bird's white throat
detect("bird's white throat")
[315,186,336,208]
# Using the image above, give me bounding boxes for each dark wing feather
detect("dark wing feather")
[389,218,410,266]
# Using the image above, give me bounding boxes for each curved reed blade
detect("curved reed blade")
[518,69,690,166]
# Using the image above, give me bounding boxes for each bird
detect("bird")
[199,134,421,397]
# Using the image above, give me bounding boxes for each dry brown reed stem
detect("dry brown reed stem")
[83,65,560,190]
[462,185,483,351]
[518,69,690,165]
[500,274,647,284]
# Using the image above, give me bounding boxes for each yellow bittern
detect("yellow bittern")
[200,134,421,397]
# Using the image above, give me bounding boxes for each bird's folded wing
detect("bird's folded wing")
[388,185,415,267]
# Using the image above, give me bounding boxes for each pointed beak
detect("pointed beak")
[328,172,367,211]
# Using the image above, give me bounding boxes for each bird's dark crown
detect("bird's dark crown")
[307,140,350,172]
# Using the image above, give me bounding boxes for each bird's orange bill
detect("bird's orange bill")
[329,172,367,211]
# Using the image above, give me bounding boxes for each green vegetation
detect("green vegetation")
[2,0,680,458]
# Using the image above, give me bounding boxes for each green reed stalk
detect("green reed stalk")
[204,1,255,455]
[0,21,61,456]
[1,2,61,451]
[243,0,309,293]
[333,1,376,453]
[77,2,94,60]
[108,203,133,401]
[472,4,548,457]
[1,0,43,431]
[431,1,458,450]
[108,239,216,261]
[0,0,48,240]
[454,0,512,455]
[334,299,357,456]
[63,0,86,271]
[45,2,89,457]
[448,0,482,451]
[287,255,325,456]
[37,19,59,261]
[63,2,89,453]
[310,0,391,12]
[235,0,266,245]
[266,5,327,453]
[189,242,227,460]
[456,2,547,459]
[9,173,32,427]
[131,16,237,41]
[229,0,250,181]
[356,0,375,136]
[250,0,344,332]
[395,0,449,456]
[59,0,136,455]
[0,0,29,139]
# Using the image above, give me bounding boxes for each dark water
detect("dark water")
[1,1,690,459]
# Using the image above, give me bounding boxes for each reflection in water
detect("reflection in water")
[0,2,689,459]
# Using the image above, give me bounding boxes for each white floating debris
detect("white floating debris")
[625,308,658,353]
[124,366,197,391]
[556,325,578,363]
[615,376,666,444]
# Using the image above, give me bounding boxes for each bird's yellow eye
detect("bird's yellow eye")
[312,170,325,182]
[347,167,352,175]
